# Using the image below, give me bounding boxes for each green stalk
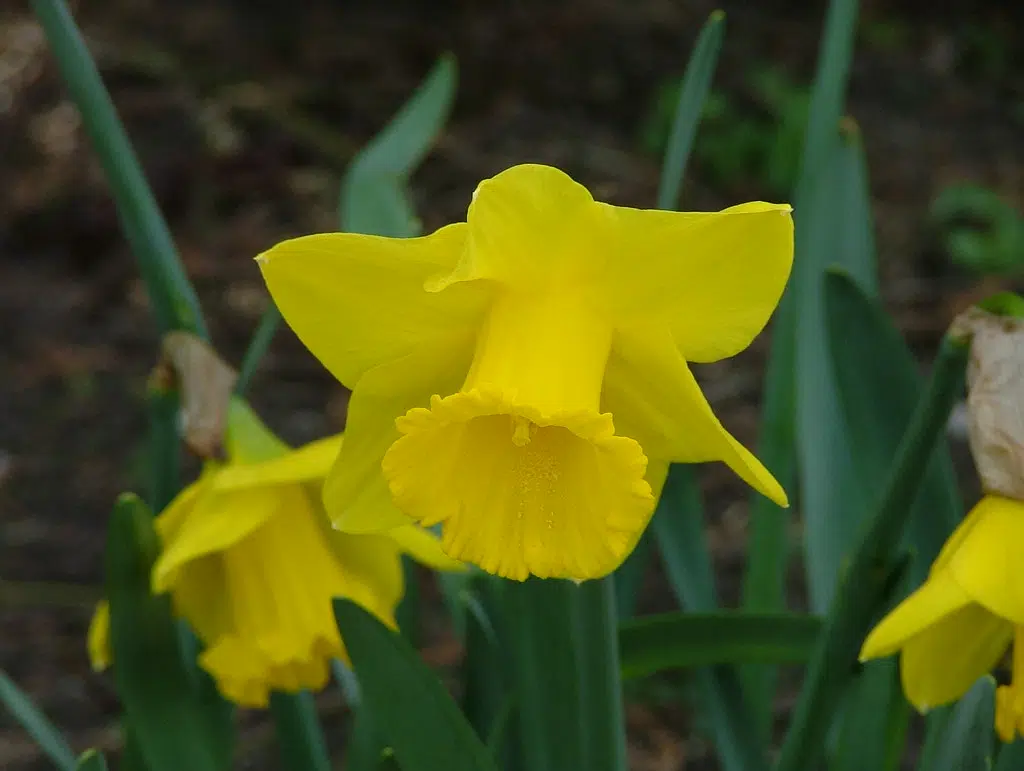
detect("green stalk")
[234,303,281,395]
[773,334,969,771]
[269,692,331,771]
[31,0,207,339]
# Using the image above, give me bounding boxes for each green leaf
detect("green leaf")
[619,612,821,680]
[341,54,457,237]
[613,530,653,620]
[31,0,206,338]
[268,691,330,771]
[105,493,220,771]
[333,598,499,771]
[502,578,586,771]
[656,10,725,211]
[574,578,627,771]
[994,738,1024,771]
[743,0,863,735]
[75,750,109,771]
[830,659,909,771]
[653,467,769,771]
[774,333,969,771]
[0,669,77,771]
[931,677,996,771]
[824,269,962,582]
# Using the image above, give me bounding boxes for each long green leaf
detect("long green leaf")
[269,691,330,771]
[619,612,821,680]
[502,579,586,771]
[656,11,725,211]
[994,738,1024,771]
[831,660,908,771]
[75,750,109,771]
[105,493,219,771]
[31,0,206,338]
[0,669,77,771]
[574,579,627,771]
[825,269,962,577]
[333,599,499,771]
[341,55,457,238]
[743,0,862,736]
[653,467,768,771]
[931,677,996,771]
[774,333,969,771]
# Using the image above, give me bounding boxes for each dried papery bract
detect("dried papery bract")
[952,308,1024,500]
[159,331,238,459]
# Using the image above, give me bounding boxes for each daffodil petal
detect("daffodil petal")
[153,486,283,592]
[860,570,974,659]
[900,603,1013,711]
[214,434,344,491]
[949,495,1024,624]
[327,338,474,533]
[601,201,793,363]
[930,495,990,572]
[87,601,111,671]
[432,164,601,292]
[225,399,291,463]
[167,554,231,645]
[258,225,487,388]
[330,532,404,627]
[602,324,787,506]
[386,524,466,572]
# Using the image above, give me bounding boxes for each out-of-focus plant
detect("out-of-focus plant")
[8,1,1024,771]
[932,184,1024,276]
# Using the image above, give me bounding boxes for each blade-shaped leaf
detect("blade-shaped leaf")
[75,750,109,771]
[340,54,457,237]
[619,612,821,680]
[105,493,220,771]
[931,677,996,771]
[333,598,499,771]
[656,10,725,211]
[0,669,77,771]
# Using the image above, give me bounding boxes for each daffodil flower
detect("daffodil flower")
[860,495,1024,741]
[259,163,793,580]
[89,401,461,708]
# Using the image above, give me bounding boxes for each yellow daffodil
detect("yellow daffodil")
[259,163,793,580]
[860,495,1024,741]
[89,401,461,707]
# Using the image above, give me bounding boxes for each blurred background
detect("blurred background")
[1,0,1021,768]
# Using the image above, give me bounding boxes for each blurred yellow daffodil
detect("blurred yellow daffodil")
[89,401,461,707]
[860,494,1024,741]
[259,163,793,580]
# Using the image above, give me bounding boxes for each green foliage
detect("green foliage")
[929,677,997,771]
[333,599,500,771]
[75,750,110,771]
[619,612,821,680]
[0,669,77,771]
[932,184,1024,276]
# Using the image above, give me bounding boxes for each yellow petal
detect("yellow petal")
[152,485,283,592]
[197,487,347,706]
[930,494,991,573]
[949,495,1024,624]
[601,201,793,363]
[386,524,466,572]
[382,388,654,580]
[327,339,474,534]
[224,399,291,464]
[431,164,602,292]
[646,459,671,503]
[900,603,1013,710]
[257,224,488,389]
[331,532,405,627]
[214,434,344,491]
[860,570,974,660]
[87,601,111,671]
[602,324,786,506]
[167,554,231,645]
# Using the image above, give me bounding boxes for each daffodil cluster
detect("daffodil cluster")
[90,401,460,707]
[260,163,794,580]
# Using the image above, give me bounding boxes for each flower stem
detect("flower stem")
[774,333,969,771]
[31,0,208,340]
[269,691,331,771]
[234,302,281,396]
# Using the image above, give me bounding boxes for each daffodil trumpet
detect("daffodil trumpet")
[90,400,462,707]
[260,163,794,580]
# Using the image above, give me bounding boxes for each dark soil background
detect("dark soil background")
[1,0,1022,768]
